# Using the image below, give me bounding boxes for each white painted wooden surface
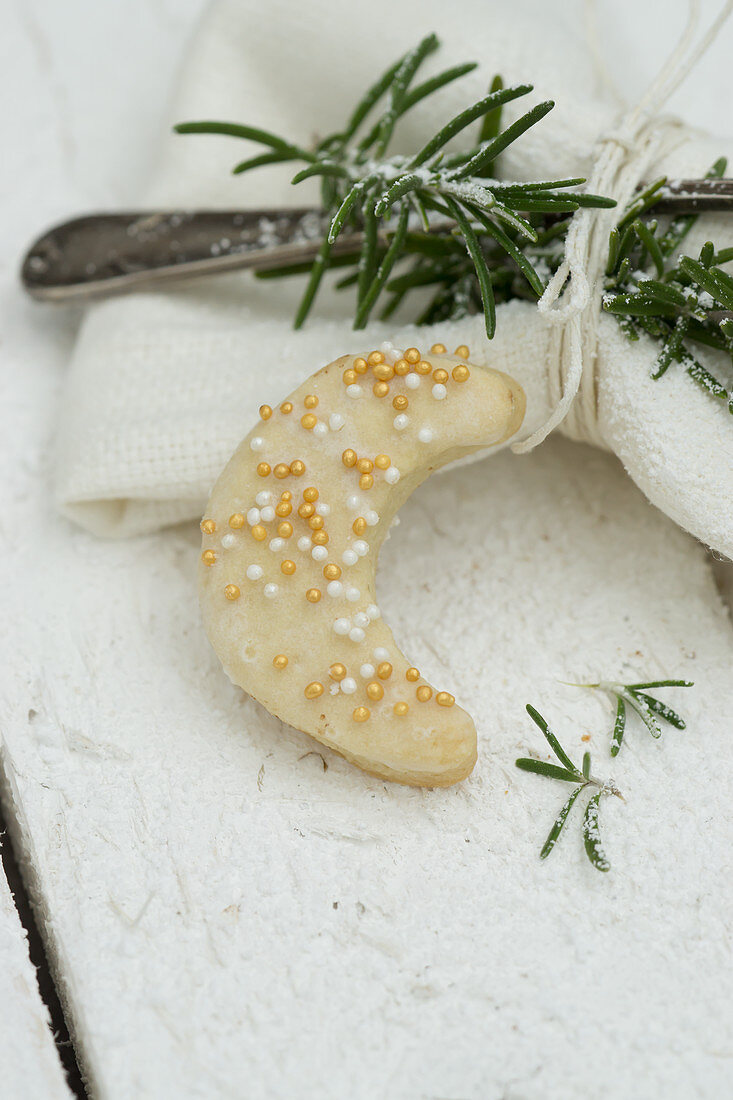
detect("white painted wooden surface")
[0,861,71,1099]
[2,2,733,1099]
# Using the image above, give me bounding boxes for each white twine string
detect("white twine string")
[512,0,733,454]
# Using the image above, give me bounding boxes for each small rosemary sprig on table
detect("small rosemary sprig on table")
[603,161,733,413]
[576,678,693,757]
[515,704,622,872]
[175,33,613,337]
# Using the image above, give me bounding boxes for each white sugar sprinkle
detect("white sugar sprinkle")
[418,427,434,443]
[221,534,236,549]
[327,581,343,598]
[346,586,361,602]
[366,604,381,620]
[329,413,345,431]
[373,646,390,661]
[342,549,358,566]
[346,384,363,399]
[365,510,379,526]
[405,374,420,390]
[360,663,375,679]
[263,583,279,598]
[340,677,357,694]
[385,467,400,484]
[349,627,366,643]
[393,414,409,431]
[333,618,350,635]
[268,538,284,552]
[298,536,311,552]
[432,383,447,400]
[246,508,261,526]
[260,506,275,523]
[353,540,368,556]
[250,436,265,452]
[246,564,263,581]
[255,491,272,507]
[311,546,328,561]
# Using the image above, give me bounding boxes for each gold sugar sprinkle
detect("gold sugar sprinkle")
[273,654,288,670]
[374,453,391,469]
[229,513,245,529]
[256,463,271,478]
[436,691,455,707]
[342,448,357,468]
[452,365,470,382]
[430,343,446,354]
[201,549,216,566]
[393,702,409,717]
[303,394,318,409]
[281,560,296,575]
[290,460,306,477]
[259,404,273,420]
[377,662,393,680]
[454,344,470,358]
[353,706,370,722]
[306,588,322,603]
[366,681,384,701]
[251,525,267,541]
[305,681,324,699]
[406,667,420,682]
[416,685,433,702]
[200,519,216,534]
[329,662,347,681]
[224,584,240,601]
[404,347,420,363]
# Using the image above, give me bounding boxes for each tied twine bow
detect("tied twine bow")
[513,0,733,454]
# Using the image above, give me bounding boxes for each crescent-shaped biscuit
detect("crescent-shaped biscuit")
[199,344,525,786]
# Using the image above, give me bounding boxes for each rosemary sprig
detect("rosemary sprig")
[175,34,613,337]
[575,679,693,756]
[515,704,622,871]
[603,160,733,413]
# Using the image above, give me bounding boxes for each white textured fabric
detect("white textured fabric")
[55,0,733,550]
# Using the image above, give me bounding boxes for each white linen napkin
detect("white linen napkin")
[54,0,733,552]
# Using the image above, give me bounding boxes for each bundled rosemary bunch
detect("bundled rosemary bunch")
[603,162,733,413]
[175,33,613,338]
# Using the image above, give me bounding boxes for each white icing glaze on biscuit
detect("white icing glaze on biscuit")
[199,345,525,787]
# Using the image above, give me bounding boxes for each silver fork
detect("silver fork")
[20,179,733,303]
